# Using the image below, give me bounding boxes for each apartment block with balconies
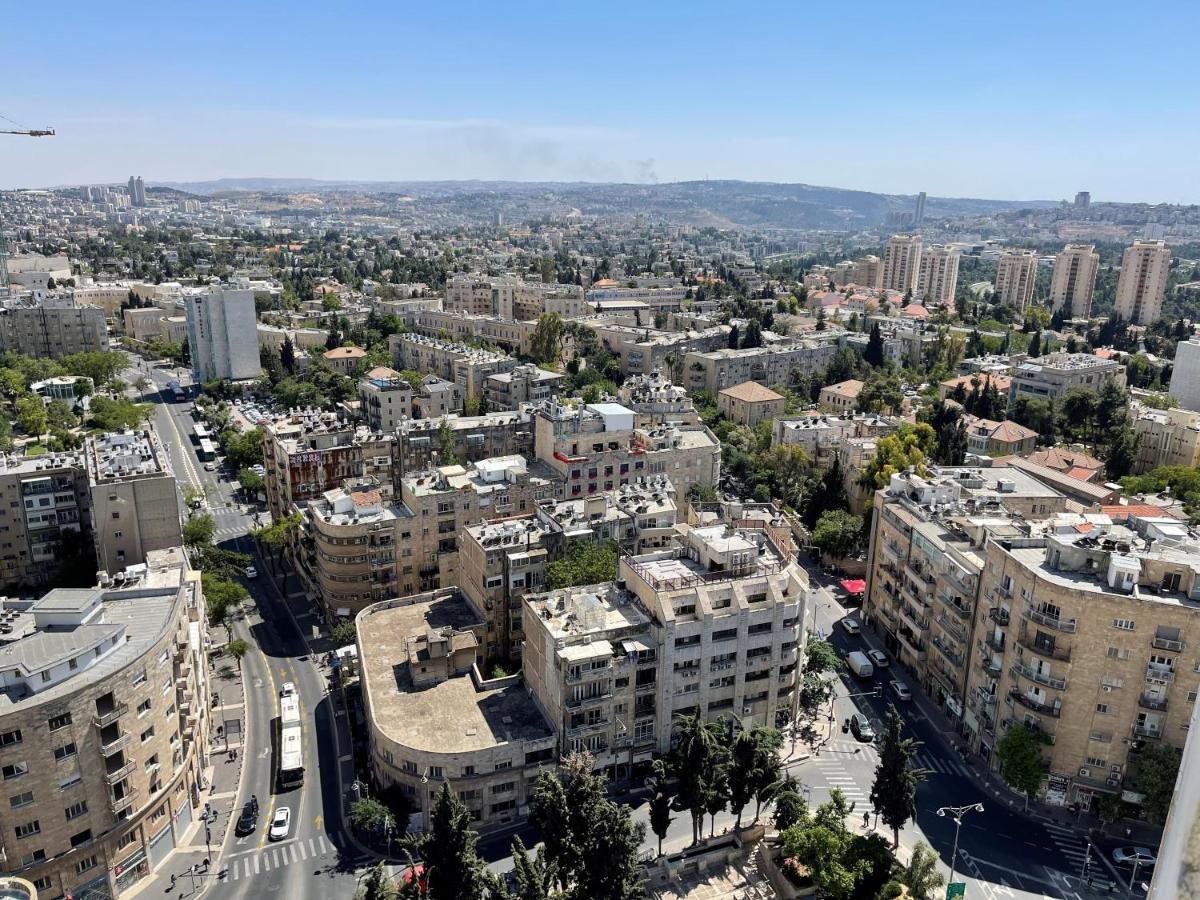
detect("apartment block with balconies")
[0,548,208,899]
[963,508,1200,814]
[0,454,91,592]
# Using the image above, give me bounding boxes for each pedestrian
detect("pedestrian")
[863,811,870,830]
[1125,826,1132,839]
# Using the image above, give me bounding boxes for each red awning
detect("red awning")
[840,579,866,595]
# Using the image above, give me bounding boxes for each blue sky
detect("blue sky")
[2,0,1197,202]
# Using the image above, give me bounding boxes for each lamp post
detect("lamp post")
[936,803,984,892]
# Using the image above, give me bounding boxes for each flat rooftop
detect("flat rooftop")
[526,583,651,642]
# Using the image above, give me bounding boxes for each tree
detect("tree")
[1129,743,1182,825]
[1058,386,1098,443]
[509,836,560,900]
[237,468,265,494]
[795,638,841,747]
[331,618,358,646]
[918,399,967,466]
[350,797,393,834]
[280,335,296,375]
[647,766,674,858]
[802,457,848,529]
[14,395,48,437]
[995,723,1050,804]
[886,842,945,900]
[88,396,154,431]
[668,715,729,846]
[225,637,249,673]
[531,313,564,366]
[727,323,740,349]
[436,418,457,463]
[858,424,937,491]
[183,513,216,548]
[727,726,759,828]
[742,319,763,349]
[1027,329,1042,358]
[1009,395,1056,441]
[811,510,863,561]
[410,783,490,900]
[863,323,885,367]
[223,427,265,469]
[869,706,927,848]
[545,541,618,589]
[358,862,398,900]
[856,370,903,415]
[1103,424,1139,479]
[772,776,807,832]
[60,350,127,388]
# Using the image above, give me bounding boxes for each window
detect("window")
[137,699,152,716]
[429,766,443,779]
[1113,619,1135,631]
[495,760,512,770]
[21,849,46,867]
[3,763,28,781]
[59,773,82,791]
[0,729,22,746]
[1096,704,1110,714]
[117,831,138,850]
[491,781,516,795]
[32,876,51,891]
[76,853,98,873]
[1086,756,1107,768]
[65,801,88,820]
[131,668,147,686]
[14,820,40,839]
[141,727,155,743]
[53,743,77,762]
[1107,647,1129,660]
[48,713,72,732]
[112,511,120,520]
[9,791,33,809]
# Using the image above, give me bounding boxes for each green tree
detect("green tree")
[225,637,249,673]
[995,723,1050,804]
[350,797,393,833]
[237,468,265,494]
[357,862,398,900]
[223,427,265,468]
[1103,424,1139,479]
[544,541,618,589]
[183,513,216,548]
[856,370,903,415]
[331,618,358,646]
[668,715,729,846]
[509,836,560,900]
[858,423,937,491]
[647,766,674,858]
[436,418,457,463]
[886,842,946,900]
[771,776,808,832]
[869,706,928,848]
[88,396,154,430]
[531,313,564,366]
[802,457,849,529]
[1129,743,1182,825]
[727,725,759,828]
[795,637,841,747]
[863,323,885,367]
[15,395,48,437]
[410,783,490,900]
[60,350,127,388]
[812,510,863,561]
[45,398,79,432]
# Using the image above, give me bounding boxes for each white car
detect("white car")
[889,679,912,701]
[204,462,216,472]
[867,649,890,668]
[840,618,862,636]
[245,565,258,579]
[268,807,291,841]
[280,682,296,697]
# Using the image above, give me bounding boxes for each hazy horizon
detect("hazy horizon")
[2,0,1197,204]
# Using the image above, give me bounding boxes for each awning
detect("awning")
[840,579,866,595]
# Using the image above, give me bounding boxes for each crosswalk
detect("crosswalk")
[1043,822,1115,891]
[819,740,973,779]
[226,834,338,881]
[813,757,869,806]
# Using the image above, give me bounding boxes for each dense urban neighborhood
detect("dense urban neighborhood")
[2,169,1200,900]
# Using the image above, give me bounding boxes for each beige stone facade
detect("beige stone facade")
[0,549,210,899]
[389,334,518,400]
[994,250,1038,311]
[882,235,922,294]
[1049,244,1099,319]
[1115,240,1171,325]
[717,381,785,427]
[917,244,960,307]
[0,455,91,593]
[0,298,108,359]
[1131,403,1200,473]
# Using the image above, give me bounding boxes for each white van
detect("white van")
[847,650,874,679]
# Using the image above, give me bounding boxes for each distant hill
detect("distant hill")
[152,177,1059,228]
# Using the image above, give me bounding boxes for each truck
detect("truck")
[846,651,874,679]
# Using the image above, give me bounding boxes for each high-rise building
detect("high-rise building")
[127,176,146,207]
[1074,191,1090,208]
[916,244,960,306]
[914,191,927,226]
[851,255,883,290]
[184,287,261,383]
[993,249,1038,310]
[881,234,922,294]
[1049,244,1100,319]
[0,295,109,358]
[1169,338,1200,412]
[1114,240,1171,325]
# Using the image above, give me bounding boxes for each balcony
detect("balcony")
[935,614,967,645]
[1133,724,1163,740]
[943,597,973,621]
[1138,692,1169,711]
[1017,634,1071,662]
[635,681,657,695]
[566,690,613,709]
[1008,691,1062,718]
[984,631,1006,653]
[1152,636,1185,652]
[92,702,129,729]
[899,605,928,634]
[983,657,1002,677]
[974,686,997,709]
[1146,664,1176,685]
[905,562,935,589]
[1021,604,1076,633]
[104,760,136,785]
[109,790,138,815]
[565,663,611,683]
[566,719,609,737]
[1011,661,1066,691]
[99,732,132,756]
[989,607,1010,626]
[932,635,964,668]
[896,628,926,658]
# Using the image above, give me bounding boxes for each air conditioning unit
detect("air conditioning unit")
[1106,776,1121,787]
[1102,685,1113,693]
[1078,767,1091,778]
[1111,764,1123,773]
[743,706,753,716]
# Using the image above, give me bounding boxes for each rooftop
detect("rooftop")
[86,428,171,482]
[719,381,784,404]
[526,582,651,642]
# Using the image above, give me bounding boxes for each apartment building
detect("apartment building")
[1130,403,1200,473]
[771,413,898,467]
[819,379,864,412]
[882,235,922,294]
[582,320,731,380]
[394,412,534,473]
[522,520,808,780]
[183,288,260,383]
[322,346,367,376]
[0,454,91,592]
[1049,244,1100,319]
[851,256,883,290]
[717,381,785,427]
[962,417,1039,458]
[0,548,210,899]
[389,333,518,400]
[964,507,1200,813]
[1114,240,1171,325]
[683,341,838,394]
[1009,352,1127,403]
[994,250,1038,311]
[445,275,585,321]
[358,591,556,833]
[0,296,108,359]
[916,244,960,307]
[412,377,462,419]
[618,371,699,426]
[863,467,1071,725]
[399,309,546,359]
[358,367,414,431]
[532,400,720,500]
[1169,339,1200,413]
[483,364,565,411]
[85,429,183,576]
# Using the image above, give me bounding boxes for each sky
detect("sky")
[2,0,1198,203]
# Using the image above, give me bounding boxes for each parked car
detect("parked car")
[269,807,291,841]
[849,713,876,742]
[280,682,296,697]
[840,618,862,636]
[1112,847,1156,869]
[846,651,874,678]
[235,802,258,836]
[889,680,912,701]
[867,649,890,668]
[245,565,258,579]
[204,462,216,471]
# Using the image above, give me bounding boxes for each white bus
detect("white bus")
[277,688,304,790]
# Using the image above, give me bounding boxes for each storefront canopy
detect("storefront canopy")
[840,578,866,595]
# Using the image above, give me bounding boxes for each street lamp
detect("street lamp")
[936,803,984,892]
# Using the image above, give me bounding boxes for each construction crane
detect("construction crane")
[0,127,54,137]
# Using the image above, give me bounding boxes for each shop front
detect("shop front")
[114,848,150,895]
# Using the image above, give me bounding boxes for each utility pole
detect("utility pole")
[937,803,984,895]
